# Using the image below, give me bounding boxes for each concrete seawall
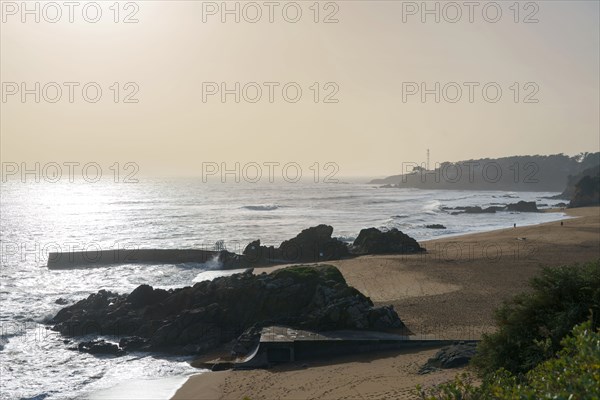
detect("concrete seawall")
[245,327,477,368]
[239,337,465,369]
[46,249,224,269]
[201,326,479,370]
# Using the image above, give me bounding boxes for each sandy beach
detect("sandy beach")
[173,207,599,400]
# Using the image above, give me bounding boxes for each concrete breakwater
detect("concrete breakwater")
[46,249,239,269]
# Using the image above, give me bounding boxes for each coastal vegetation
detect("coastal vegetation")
[418,260,600,399]
[418,321,599,399]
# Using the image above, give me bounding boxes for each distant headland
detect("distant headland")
[370,152,600,192]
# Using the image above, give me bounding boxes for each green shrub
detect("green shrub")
[417,321,600,399]
[524,321,600,398]
[472,260,600,376]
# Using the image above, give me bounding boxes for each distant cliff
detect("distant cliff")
[554,164,600,200]
[569,167,600,208]
[370,153,600,192]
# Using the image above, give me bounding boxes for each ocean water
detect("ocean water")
[0,178,569,400]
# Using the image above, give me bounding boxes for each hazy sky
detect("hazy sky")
[1,0,599,177]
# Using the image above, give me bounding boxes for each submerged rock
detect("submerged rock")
[78,340,124,356]
[448,203,539,215]
[425,224,446,229]
[464,206,488,214]
[51,265,406,355]
[464,206,500,214]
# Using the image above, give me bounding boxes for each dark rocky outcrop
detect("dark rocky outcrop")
[418,342,477,374]
[569,173,600,208]
[51,265,406,355]
[243,225,349,264]
[279,225,349,262]
[425,224,446,229]
[231,325,262,357]
[506,201,539,212]
[242,240,270,263]
[127,284,170,308]
[350,228,424,255]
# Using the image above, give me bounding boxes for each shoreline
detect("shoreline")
[87,375,193,400]
[171,206,599,400]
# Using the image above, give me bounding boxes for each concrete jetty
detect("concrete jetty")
[46,248,233,269]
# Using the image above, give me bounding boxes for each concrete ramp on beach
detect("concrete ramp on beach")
[234,326,478,369]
